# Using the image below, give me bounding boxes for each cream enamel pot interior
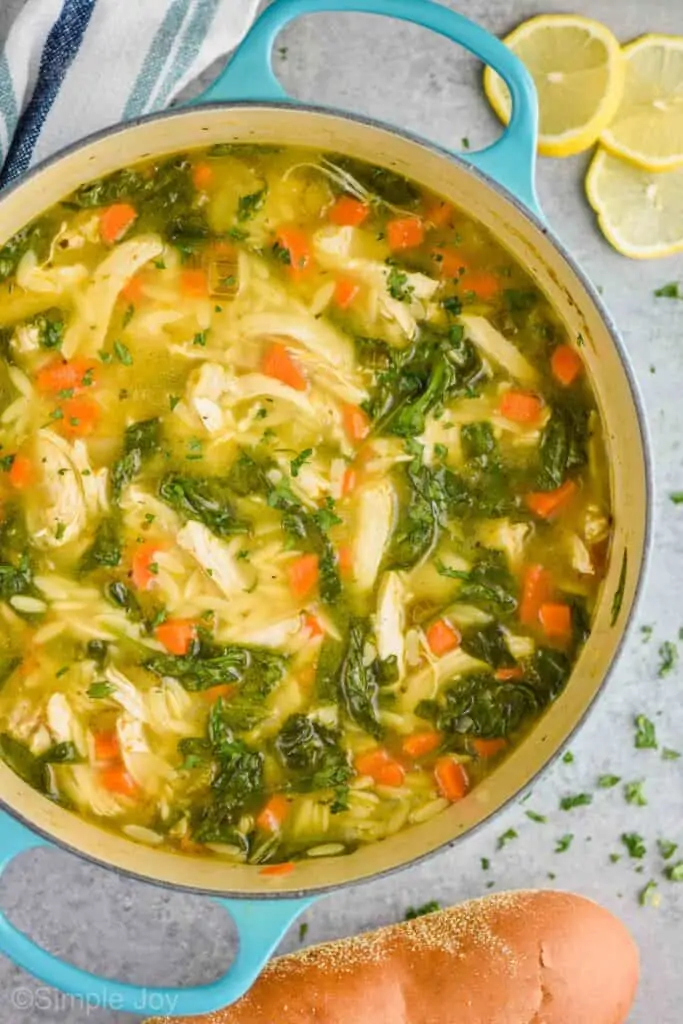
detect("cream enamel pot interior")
[0,0,651,1016]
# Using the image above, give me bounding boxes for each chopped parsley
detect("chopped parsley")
[169,395,181,411]
[662,747,681,761]
[639,880,660,907]
[634,714,657,749]
[122,303,135,328]
[621,832,646,858]
[192,330,207,347]
[404,900,440,920]
[670,492,683,504]
[290,448,313,478]
[598,774,621,788]
[654,282,681,298]
[658,640,678,677]
[658,839,678,861]
[87,681,115,699]
[298,922,308,943]
[461,136,470,150]
[481,857,490,870]
[562,750,574,764]
[665,862,683,882]
[624,780,647,806]
[237,186,267,222]
[497,828,518,849]
[525,810,547,824]
[555,834,574,853]
[641,624,653,642]
[560,793,593,811]
[386,263,414,302]
[114,339,133,366]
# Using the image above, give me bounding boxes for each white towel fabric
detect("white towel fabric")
[0,0,261,188]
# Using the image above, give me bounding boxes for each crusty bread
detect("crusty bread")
[148,889,639,1024]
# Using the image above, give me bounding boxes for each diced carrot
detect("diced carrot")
[519,564,554,627]
[426,619,461,657]
[355,748,405,787]
[180,268,209,298]
[99,203,137,246]
[303,613,324,638]
[494,666,525,682]
[402,730,443,759]
[256,794,291,832]
[94,731,120,762]
[551,344,583,387]
[334,276,360,310]
[36,357,97,394]
[131,541,164,590]
[387,217,424,251]
[538,602,572,641]
[433,247,469,279]
[120,274,144,304]
[341,466,358,496]
[8,454,33,490]
[472,737,507,758]
[259,862,295,877]
[192,162,214,190]
[59,395,100,438]
[499,389,543,424]
[262,342,307,391]
[425,201,454,229]
[338,544,353,578]
[525,479,577,520]
[202,683,236,703]
[460,270,500,301]
[434,756,469,802]
[341,403,370,443]
[100,766,138,797]
[275,226,312,277]
[328,196,369,227]
[155,618,197,656]
[288,553,319,599]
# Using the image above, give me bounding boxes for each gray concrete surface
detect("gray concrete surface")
[1,1,682,1021]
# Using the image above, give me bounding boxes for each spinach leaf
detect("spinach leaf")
[268,480,341,605]
[461,422,496,460]
[461,623,516,669]
[0,734,48,791]
[504,289,538,312]
[331,156,420,207]
[0,215,56,283]
[237,187,267,222]
[0,509,36,604]
[275,714,352,808]
[338,619,382,738]
[42,741,80,764]
[226,449,269,496]
[315,636,347,701]
[159,473,249,538]
[388,457,448,570]
[111,418,161,501]
[0,558,34,602]
[79,517,122,572]
[537,405,589,491]
[106,581,142,619]
[417,673,540,739]
[454,551,518,615]
[144,642,286,695]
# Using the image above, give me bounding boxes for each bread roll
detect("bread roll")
[149,890,638,1024]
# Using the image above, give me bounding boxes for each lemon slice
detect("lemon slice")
[601,34,683,172]
[483,14,625,158]
[585,147,683,258]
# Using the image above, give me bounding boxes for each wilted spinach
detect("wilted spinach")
[276,714,352,809]
[111,418,161,501]
[159,473,249,538]
[144,641,286,695]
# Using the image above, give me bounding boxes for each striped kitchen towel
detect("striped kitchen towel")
[0,0,262,188]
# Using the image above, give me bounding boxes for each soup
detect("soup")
[0,145,611,865]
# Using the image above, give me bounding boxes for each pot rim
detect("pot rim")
[0,99,654,899]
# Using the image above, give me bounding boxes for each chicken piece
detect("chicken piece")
[104,666,149,723]
[375,571,406,678]
[16,249,88,296]
[477,519,532,571]
[176,520,256,597]
[460,315,538,386]
[568,533,595,576]
[239,312,357,373]
[398,650,486,713]
[28,430,90,548]
[117,713,171,795]
[351,481,397,593]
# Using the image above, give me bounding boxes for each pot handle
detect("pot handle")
[0,812,314,1017]
[195,0,541,215]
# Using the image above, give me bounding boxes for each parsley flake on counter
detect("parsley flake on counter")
[497,828,518,849]
[555,834,574,853]
[658,839,678,861]
[662,747,681,761]
[640,624,653,642]
[634,714,657,749]
[624,780,647,806]
[670,492,683,504]
[654,282,681,298]
[598,774,621,788]
[298,922,309,943]
[525,810,547,824]
[621,832,646,858]
[481,857,490,870]
[665,862,683,882]
[404,900,440,920]
[609,853,621,864]
[560,793,593,811]
[562,750,574,764]
[658,640,678,677]
[639,880,660,907]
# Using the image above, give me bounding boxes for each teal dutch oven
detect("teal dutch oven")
[0,0,650,1016]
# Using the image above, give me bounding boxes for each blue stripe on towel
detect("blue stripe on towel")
[123,0,191,119]
[0,53,19,166]
[0,0,96,189]
[155,0,222,109]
